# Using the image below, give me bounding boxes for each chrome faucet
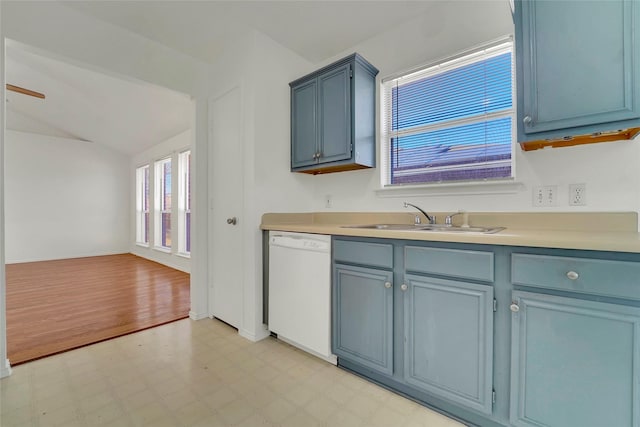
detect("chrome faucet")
[445,212,463,226]
[403,202,436,225]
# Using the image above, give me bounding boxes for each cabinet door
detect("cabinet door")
[318,64,352,164]
[291,78,318,168]
[510,291,640,427]
[404,274,494,415]
[519,0,640,135]
[333,264,393,376]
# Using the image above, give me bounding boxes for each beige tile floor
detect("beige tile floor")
[0,318,464,427]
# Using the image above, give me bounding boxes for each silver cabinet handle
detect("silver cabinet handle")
[566,271,579,280]
[226,217,237,225]
[510,303,520,313]
[400,284,408,291]
[384,282,392,289]
[523,115,532,125]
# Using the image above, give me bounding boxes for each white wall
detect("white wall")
[0,1,212,373]
[131,129,192,273]
[304,1,640,215]
[207,31,317,339]
[210,1,640,340]
[4,130,129,263]
[0,4,9,377]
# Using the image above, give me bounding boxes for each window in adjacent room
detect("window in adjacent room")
[178,150,191,255]
[381,38,515,186]
[135,164,150,245]
[154,157,172,249]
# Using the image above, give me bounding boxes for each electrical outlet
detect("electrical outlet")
[325,194,333,208]
[569,183,587,206]
[533,185,557,207]
[533,186,545,207]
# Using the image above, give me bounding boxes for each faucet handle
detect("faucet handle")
[445,210,466,226]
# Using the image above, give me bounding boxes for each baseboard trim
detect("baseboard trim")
[0,359,12,378]
[239,326,270,342]
[189,310,208,320]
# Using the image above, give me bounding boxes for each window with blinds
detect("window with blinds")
[154,157,172,249]
[178,150,191,255]
[135,165,150,245]
[381,38,515,186]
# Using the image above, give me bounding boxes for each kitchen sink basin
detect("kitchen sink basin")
[342,224,505,234]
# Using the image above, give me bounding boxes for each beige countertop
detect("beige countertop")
[261,212,640,253]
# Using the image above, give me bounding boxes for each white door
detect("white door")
[208,87,242,328]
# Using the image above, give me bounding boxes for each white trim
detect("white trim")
[0,359,12,378]
[135,243,149,249]
[375,180,525,198]
[152,246,171,254]
[175,252,191,259]
[381,35,514,83]
[239,326,270,342]
[189,310,208,320]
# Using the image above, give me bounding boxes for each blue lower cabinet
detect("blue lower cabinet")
[404,274,495,415]
[333,263,394,376]
[510,291,640,427]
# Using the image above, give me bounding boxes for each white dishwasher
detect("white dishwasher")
[268,231,337,365]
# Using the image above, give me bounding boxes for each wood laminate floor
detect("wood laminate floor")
[5,253,190,365]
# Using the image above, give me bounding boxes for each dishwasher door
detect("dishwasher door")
[268,231,336,364]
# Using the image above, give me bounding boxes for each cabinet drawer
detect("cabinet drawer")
[405,246,494,282]
[333,240,393,269]
[512,253,640,300]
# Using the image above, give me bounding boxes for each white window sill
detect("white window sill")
[153,246,172,254]
[135,243,149,248]
[176,252,191,259]
[375,179,525,198]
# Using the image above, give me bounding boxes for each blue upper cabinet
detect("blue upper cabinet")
[290,54,378,174]
[515,0,640,146]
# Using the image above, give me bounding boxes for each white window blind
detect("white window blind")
[381,38,515,186]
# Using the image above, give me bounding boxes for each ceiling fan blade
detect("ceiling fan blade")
[6,84,45,99]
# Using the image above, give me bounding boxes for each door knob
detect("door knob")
[384,282,392,289]
[566,271,579,280]
[400,284,408,291]
[510,303,520,313]
[226,217,237,225]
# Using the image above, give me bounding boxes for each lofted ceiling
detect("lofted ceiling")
[63,1,434,64]
[5,41,194,155]
[5,1,434,155]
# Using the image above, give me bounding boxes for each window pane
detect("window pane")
[187,152,191,211]
[155,158,171,249]
[391,117,512,184]
[186,211,191,253]
[163,161,172,211]
[144,212,149,244]
[136,165,150,245]
[162,212,171,247]
[393,52,512,131]
[384,40,514,185]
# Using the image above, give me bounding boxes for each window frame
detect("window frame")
[380,36,516,189]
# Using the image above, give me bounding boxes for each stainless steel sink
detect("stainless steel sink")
[343,224,430,231]
[342,224,505,234]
